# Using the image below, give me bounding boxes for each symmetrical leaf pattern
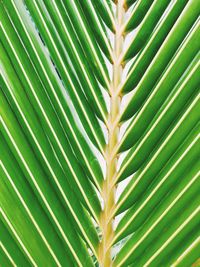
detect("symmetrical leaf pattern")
[0,0,199,266]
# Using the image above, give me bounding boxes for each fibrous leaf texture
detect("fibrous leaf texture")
[0,0,199,266]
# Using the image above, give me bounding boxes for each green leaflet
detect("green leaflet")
[78,0,113,60]
[0,92,96,266]
[0,166,60,266]
[114,163,200,266]
[121,1,200,120]
[122,0,189,93]
[0,71,99,253]
[118,120,199,215]
[0,0,199,265]
[125,0,137,9]
[57,0,110,88]
[21,0,106,151]
[138,206,200,266]
[120,48,200,152]
[91,0,115,31]
[130,201,200,266]
[0,9,102,219]
[124,0,154,33]
[35,0,108,119]
[0,219,31,266]
[171,238,200,267]
[0,138,74,266]
[0,43,101,220]
[115,128,199,240]
[0,249,13,267]
[117,108,200,208]
[117,91,199,181]
[123,0,171,61]
[2,0,104,189]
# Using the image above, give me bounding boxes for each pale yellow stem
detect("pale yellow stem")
[98,1,125,266]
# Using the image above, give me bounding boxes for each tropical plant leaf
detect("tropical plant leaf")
[0,0,199,266]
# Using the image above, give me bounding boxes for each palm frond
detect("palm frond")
[0,0,199,266]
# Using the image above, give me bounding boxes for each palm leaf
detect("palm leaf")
[0,0,199,266]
